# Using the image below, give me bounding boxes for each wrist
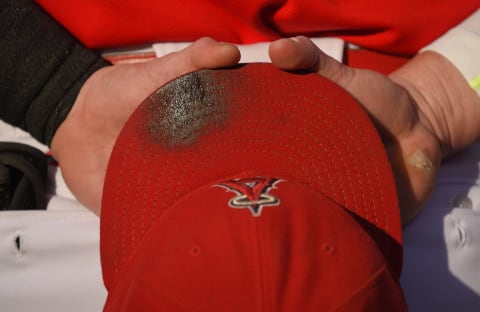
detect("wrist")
[389,51,480,157]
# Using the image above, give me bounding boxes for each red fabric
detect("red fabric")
[36,0,478,54]
[104,183,405,311]
[101,63,403,310]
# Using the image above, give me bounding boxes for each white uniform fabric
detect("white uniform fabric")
[400,145,480,311]
[421,9,480,94]
[0,121,107,312]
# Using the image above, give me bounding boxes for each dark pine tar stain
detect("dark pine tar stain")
[144,70,228,148]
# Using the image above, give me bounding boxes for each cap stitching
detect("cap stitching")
[111,134,135,274]
[122,138,143,272]
[284,79,387,242]
[268,77,387,229]
[129,145,144,262]
[112,66,395,281]
[247,70,390,239]
[131,79,378,245]
[150,150,163,228]
[139,142,154,246]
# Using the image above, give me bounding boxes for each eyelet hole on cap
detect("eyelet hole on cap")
[190,246,201,256]
[322,243,335,255]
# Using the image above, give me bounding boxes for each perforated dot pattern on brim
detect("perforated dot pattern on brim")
[100,63,401,290]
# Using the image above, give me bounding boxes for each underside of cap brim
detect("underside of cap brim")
[100,63,401,289]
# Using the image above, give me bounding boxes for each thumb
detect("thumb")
[137,37,241,89]
[269,36,355,90]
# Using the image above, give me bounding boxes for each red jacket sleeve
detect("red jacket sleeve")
[36,0,478,55]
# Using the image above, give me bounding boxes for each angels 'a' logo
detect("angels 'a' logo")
[215,177,283,217]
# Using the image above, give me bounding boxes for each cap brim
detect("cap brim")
[100,63,401,290]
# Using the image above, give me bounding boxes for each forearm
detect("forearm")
[0,0,110,146]
[403,9,480,155]
[390,51,480,154]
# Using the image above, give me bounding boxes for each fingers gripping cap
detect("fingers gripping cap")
[101,63,406,311]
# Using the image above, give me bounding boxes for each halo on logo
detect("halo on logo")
[215,177,283,217]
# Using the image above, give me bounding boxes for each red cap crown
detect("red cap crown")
[101,63,405,311]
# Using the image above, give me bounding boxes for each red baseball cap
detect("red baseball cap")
[100,63,406,311]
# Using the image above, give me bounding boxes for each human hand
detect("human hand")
[50,37,240,215]
[269,36,480,223]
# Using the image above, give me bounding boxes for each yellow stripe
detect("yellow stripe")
[469,75,480,91]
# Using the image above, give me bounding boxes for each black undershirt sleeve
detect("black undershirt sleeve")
[0,0,110,146]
